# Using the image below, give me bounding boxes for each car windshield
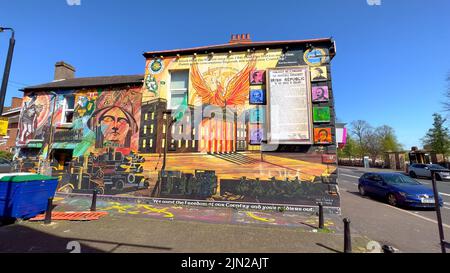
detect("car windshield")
[429,164,445,169]
[382,174,421,185]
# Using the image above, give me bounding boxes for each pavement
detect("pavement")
[338,166,450,253]
[0,193,372,253]
[4,165,447,253]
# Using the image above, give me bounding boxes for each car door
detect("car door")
[414,164,426,177]
[363,174,379,195]
[370,174,389,197]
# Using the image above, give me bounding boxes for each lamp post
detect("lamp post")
[0,27,15,115]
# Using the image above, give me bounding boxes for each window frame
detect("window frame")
[168,70,189,110]
[60,94,75,125]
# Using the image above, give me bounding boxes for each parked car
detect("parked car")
[358,172,443,208]
[408,163,450,181]
[0,158,13,173]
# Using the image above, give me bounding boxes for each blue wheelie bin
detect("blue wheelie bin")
[0,174,59,220]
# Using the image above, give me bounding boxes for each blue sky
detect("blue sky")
[0,0,449,150]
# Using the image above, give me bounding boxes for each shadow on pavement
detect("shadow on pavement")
[0,224,104,253]
[0,224,173,253]
[316,243,341,253]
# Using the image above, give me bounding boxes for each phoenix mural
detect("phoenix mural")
[190,58,256,106]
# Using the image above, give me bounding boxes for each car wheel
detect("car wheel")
[116,180,125,191]
[358,185,366,196]
[409,171,417,178]
[387,193,398,207]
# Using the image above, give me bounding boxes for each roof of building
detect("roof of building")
[22,74,144,92]
[144,37,335,57]
[1,107,21,118]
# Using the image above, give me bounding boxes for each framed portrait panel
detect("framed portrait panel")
[249,126,264,145]
[250,70,266,85]
[250,107,265,124]
[313,106,331,123]
[310,66,328,82]
[314,127,332,144]
[249,89,266,105]
[312,85,329,102]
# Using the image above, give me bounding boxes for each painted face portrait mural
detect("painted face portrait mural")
[314,128,332,144]
[88,89,141,151]
[250,126,264,145]
[250,70,265,85]
[17,94,52,146]
[312,85,329,102]
[249,89,266,105]
[311,66,328,82]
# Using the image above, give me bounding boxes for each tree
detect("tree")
[338,134,357,158]
[422,113,450,157]
[350,120,372,157]
[346,120,404,165]
[376,125,403,152]
[443,72,450,112]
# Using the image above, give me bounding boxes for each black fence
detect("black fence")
[338,159,384,168]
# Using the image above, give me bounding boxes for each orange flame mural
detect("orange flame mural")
[190,58,256,106]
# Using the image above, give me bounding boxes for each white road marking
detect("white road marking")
[340,174,360,179]
[439,192,450,197]
[382,203,450,229]
[443,207,450,210]
[445,202,450,206]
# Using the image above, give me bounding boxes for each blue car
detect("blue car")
[358,172,443,208]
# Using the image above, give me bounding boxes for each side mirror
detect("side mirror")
[425,167,429,170]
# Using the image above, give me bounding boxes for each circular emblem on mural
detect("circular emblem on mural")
[303,48,328,66]
[149,59,164,74]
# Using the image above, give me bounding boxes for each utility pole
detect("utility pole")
[0,27,15,115]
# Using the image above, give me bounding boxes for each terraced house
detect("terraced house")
[15,35,340,211]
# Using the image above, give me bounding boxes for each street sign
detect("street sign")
[0,117,9,136]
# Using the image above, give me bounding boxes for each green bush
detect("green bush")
[0,151,14,161]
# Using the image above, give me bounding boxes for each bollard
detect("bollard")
[44,197,53,225]
[382,245,395,253]
[318,203,324,229]
[343,218,352,253]
[90,189,98,212]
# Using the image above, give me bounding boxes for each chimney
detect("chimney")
[229,33,252,44]
[54,61,76,81]
[11,97,22,109]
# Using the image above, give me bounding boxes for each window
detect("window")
[62,95,75,124]
[169,70,189,109]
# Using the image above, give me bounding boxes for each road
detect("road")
[338,166,450,253]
